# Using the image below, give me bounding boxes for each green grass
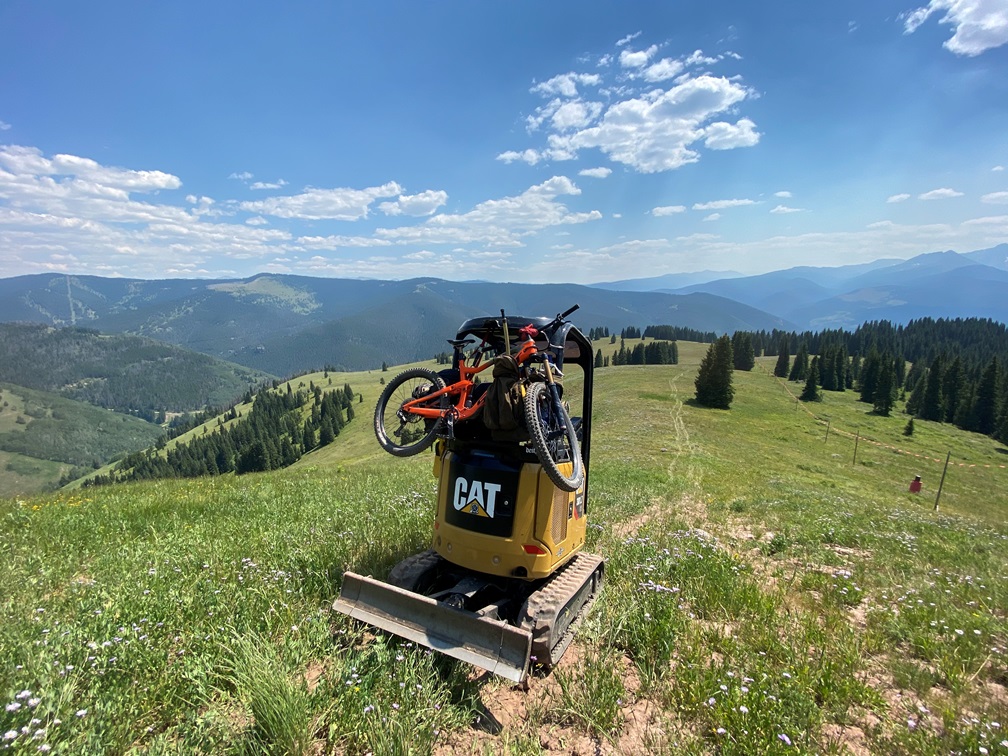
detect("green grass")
[1,344,1006,754]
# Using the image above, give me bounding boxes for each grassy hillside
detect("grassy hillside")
[0,323,272,415]
[1,343,1005,754]
[0,383,165,496]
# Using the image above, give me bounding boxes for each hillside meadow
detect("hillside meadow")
[1,340,1006,754]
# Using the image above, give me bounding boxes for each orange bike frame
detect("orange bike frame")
[400,329,543,424]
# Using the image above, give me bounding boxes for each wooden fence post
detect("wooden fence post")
[934,451,951,511]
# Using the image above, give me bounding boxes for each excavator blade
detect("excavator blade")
[333,572,533,683]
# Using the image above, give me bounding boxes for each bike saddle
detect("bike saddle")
[447,338,476,348]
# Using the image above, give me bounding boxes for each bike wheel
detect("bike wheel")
[523,381,584,492]
[374,368,447,456]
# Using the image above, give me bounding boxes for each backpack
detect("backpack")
[483,355,527,440]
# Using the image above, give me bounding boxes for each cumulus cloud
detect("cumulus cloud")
[579,167,612,178]
[378,189,448,217]
[652,205,687,216]
[240,182,403,220]
[918,187,964,200]
[703,213,721,222]
[375,176,600,247]
[619,45,658,68]
[981,191,1008,204]
[887,193,911,203]
[502,41,760,174]
[530,72,601,98]
[693,198,757,210]
[0,121,11,131]
[250,179,288,190]
[703,118,760,150]
[774,190,792,198]
[770,205,804,214]
[229,171,253,181]
[902,0,1008,56]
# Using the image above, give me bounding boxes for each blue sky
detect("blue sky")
[1,1,1006,284]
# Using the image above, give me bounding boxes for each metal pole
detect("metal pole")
[852,431,859,465]
[934,451,951,511]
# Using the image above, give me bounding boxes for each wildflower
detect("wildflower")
[392,703,400,711]
[39,744,52,752]
[716,727,727,735]
[4,730,17,741]
[28,699,40,708]
[739,705,749,714]
[16,691,31,700]
[75,709,87,718]
[363,705,374,714]
[6,702,22,712]
[778,733,792,746]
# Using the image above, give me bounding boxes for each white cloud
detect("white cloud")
[375,176,600,247]
[0,121,11,131]
[703,213,721,222]
[771,205,805,214]
[616,32,641,47]
[652,205,686,216]
[693,198,757,210]
[774,190,792,198]
[887,193,911,203]
[530,72,601,98]
[642,58,685,82]
[902,0,1008,56]
[579,167,612,178]
[378,189,448,217]
[250,179,288,190]
[551,100,605,131]
[981,191,1008,204]
[703,118,760,150]
[993,165,1005,171]
[245,216,269,226]
[619,45,657,68]
[496,149,544,165]
[918,187,964,200]
[229,171,253,181]
[240,182,403,220]
[557,75,757,172]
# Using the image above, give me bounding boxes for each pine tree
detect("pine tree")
[594,349,604,368]
[972,357,999,436]
[789,343,809,382]
[873,358,896,416]
[732,332,756,371]
[859,347,881,404]
[903,417,915,436]
[694,335,735,409]
[773,337,790,378]
[941,356,963,423]
[800,356,821,402]
[920,355,944,421]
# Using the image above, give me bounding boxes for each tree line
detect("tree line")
[83,380,358,486]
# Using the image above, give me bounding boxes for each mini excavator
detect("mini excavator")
[334,308,604,683]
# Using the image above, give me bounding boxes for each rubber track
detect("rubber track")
[519,552,605,668]
[387,549,443,591]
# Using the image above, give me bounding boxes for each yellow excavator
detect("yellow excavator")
[334,306,604,683]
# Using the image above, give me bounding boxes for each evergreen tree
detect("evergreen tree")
[788,343,809,382]
[941,356,963,423]
[773,337,790,378]
[859,347,881,404]
[873,358,896,416]
[972,357,999,436]
[903,417,915,436]
[800,356,821,402]
[732,332,756,371]
[920,355,944,421]
[594,349,604,368]
[694,335,735,409]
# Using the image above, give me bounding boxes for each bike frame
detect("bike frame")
[400,342,496,423]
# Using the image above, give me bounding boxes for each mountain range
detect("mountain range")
[1,243,1005,376]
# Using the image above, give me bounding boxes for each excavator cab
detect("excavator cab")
[334,312,604,683]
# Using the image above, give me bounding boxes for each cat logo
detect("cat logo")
[453,477,502,519]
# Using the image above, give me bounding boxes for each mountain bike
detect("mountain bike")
[374,305,584,491]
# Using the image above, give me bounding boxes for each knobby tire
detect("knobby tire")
[523,381,584,492]
[374,368,447,457]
